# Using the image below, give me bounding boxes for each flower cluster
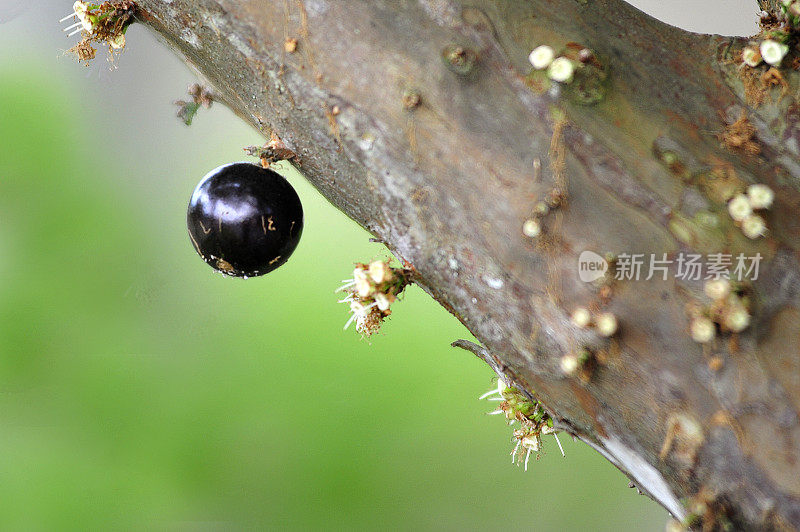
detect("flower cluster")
[570,307,618,337]
[742,39,790,67]
[688,279,752,343]
[61,1,136,63]
[481,379,564,471]
[529,45,575,83]
[521,191,565,239]
[337,260,410,337]
[528,44,602,86]
[727,184,773,239]
[743,1,799,69]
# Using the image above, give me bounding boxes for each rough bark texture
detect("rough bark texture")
[133,1,800,528]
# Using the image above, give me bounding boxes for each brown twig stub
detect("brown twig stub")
[244,132,299,168]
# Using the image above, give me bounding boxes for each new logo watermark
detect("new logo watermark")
[577,252,762,282]
[578,251,608,283]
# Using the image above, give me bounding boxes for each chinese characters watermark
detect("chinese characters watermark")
[578,251,761,282]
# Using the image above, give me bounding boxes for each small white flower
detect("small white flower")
[522,218,541,237]
[742,47,762,67]
[747,183,774,210]
[704,279,731,300]
[724,306,750,332]
[374,292,390,311]
[368,261,389,283]
[353,267,368,282]
[690,317,716,344]
[728,194,752,222]
[742,214,767,239]
[570,307,592,328]
[595,312,618,337]
[547,57,575,83]
[529,45,555,70]
[760,40,789,67]
[355,278,372,297]
[560,353,579,374]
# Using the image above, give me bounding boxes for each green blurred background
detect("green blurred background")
[0,2,755,530]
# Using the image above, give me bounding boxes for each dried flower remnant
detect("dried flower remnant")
[337,260,411,337]
[244,132,299,168]
[401,88,421,110]
[720,112,760,156]
[174,84,215,126]
[69,39,97,65]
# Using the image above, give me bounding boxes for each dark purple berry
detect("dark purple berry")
[187,162,303,277]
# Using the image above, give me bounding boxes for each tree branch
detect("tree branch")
[133,0,800,528]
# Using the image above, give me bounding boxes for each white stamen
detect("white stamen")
[342,312,358,330]
[63,21,83,31]
[524,448,532,471]
[335,280,357,292]
[487,397,504,402]
[487,410,505,416]
[511,441,520,462]
[67,27,84,37]
[478,389,500,400]
[60,12,78,22]
[554,433,565,457]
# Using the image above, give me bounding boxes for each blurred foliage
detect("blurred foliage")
[0,59,665,529]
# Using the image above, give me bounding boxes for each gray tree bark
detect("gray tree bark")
[132,1,800,528]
